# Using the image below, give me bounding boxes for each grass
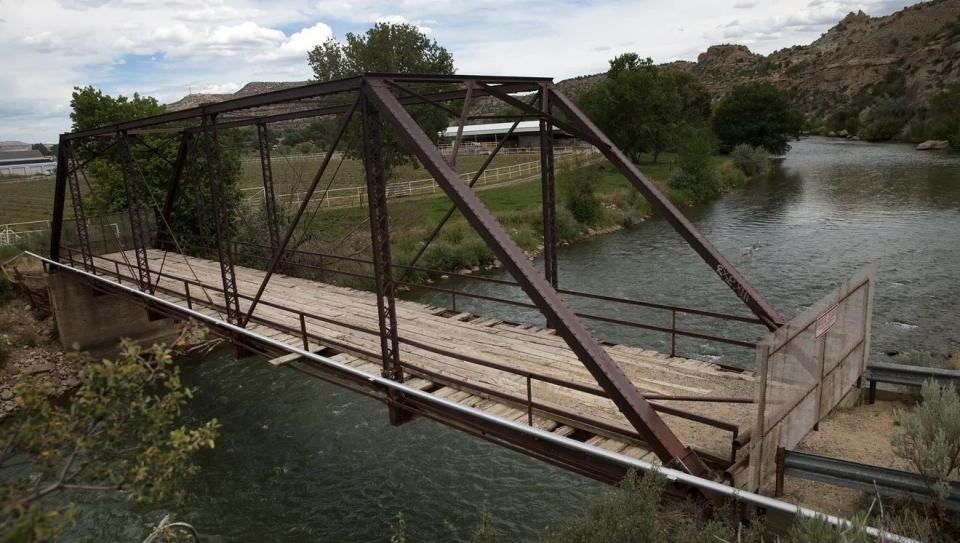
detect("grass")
[237,152,536,193]
[267,152,742,288]
[0,153,536,226]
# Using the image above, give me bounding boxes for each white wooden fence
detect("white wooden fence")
[240,148,601,210]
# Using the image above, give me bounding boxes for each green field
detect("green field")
[0,153,538,226]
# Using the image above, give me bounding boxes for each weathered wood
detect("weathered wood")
[95,250,756,461]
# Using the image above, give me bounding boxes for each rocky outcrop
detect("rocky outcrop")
[916,139,951,150]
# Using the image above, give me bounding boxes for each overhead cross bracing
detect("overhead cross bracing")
[48,73,869,497]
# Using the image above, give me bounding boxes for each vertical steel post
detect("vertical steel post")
[365,78,706,473]
[118,132,153,292]
[361,87,407,426]
[49,136,69,263]
[156,132,192,249]
[65,144,94,272]
[201,114,242,325]
[539,86,558,291]
[257,123,281,256]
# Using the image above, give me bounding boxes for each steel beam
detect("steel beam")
[65,144,94,272]
[547,86,785,330]
[65,80,541,139]
[447,81,473,166]
[256,124,281,255]
[396,98,537,284]
[361,88,407,426]
[539,86,558,290]
[364,77,707,474]
[200,115,242,324]
[239,97,359,328]
[156,132,191,249]
[49,137,69,263]
[118,133,153,292]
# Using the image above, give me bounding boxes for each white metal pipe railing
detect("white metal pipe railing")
[29,251,917,543]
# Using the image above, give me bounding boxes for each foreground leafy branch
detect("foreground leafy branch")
[0,322,219,540]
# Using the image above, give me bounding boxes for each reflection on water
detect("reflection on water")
[65,138,959,541]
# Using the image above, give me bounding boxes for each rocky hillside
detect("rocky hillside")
[166,0,960,135]
[568,0,960,131]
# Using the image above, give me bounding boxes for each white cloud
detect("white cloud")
[0,0,921,142]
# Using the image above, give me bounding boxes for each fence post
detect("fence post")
[300,313,309,350]
[527,375,533,426]
[670,309,677,358]
[184,281,192,309]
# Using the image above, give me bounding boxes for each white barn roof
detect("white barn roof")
[440,121,562,138]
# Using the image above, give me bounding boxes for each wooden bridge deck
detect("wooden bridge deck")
[82,249,758,479]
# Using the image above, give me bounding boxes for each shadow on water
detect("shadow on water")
[63,137,959,541]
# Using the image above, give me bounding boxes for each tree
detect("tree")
[307,23,455,175]
[711,83,800,154]
[579,54,710,163]
[924,83,960,147]
[0,323,219,540]
[68,87,241,252]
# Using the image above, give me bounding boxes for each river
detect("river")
[67,137,959,541]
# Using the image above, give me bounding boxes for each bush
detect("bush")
[621,194,651,228]
[555,207,584,243]
[857,96,911,141]
[716,162,748,190]
[730,144,770,178]
[669,128,720,202]
[892,379,960,503]
[563,170,602,225]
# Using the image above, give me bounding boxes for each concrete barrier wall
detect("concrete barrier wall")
[47,271,177,355]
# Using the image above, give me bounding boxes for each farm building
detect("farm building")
[439,120,574,150]
[0,149,56,176]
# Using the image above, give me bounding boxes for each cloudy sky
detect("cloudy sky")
[1,0,917,143]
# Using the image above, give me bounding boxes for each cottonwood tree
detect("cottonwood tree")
[69,87,242,251]
[0,323,220,540]
[579,54,711,163]
[711,83,801,154]
[307,22,456,176]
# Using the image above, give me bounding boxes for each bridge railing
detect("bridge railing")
[233,241,764,357]
[63,245,750,467]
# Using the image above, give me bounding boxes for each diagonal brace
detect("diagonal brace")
[547,85,784,330]
[363,78,708,475]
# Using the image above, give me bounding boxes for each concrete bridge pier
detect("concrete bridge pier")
[47,271,177,355]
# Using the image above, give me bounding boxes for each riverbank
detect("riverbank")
[277,153,751,289]
[0,261,77,418]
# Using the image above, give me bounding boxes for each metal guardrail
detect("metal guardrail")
[864,362,960,403]
[777,449,960,511]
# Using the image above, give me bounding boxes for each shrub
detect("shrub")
[857,96,911,141]
[669,128,720,202]
[716,162,748,190]
[892,379,960,503]
[563,169,602,225]
[730,144,771,178]
[621,194,651,228]
[555,207,584,243]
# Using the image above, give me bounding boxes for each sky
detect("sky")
[0,0,920,143]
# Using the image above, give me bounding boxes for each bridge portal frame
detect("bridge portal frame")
[50,73,786,479]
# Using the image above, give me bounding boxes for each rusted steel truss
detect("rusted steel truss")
[50,73,785,478]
